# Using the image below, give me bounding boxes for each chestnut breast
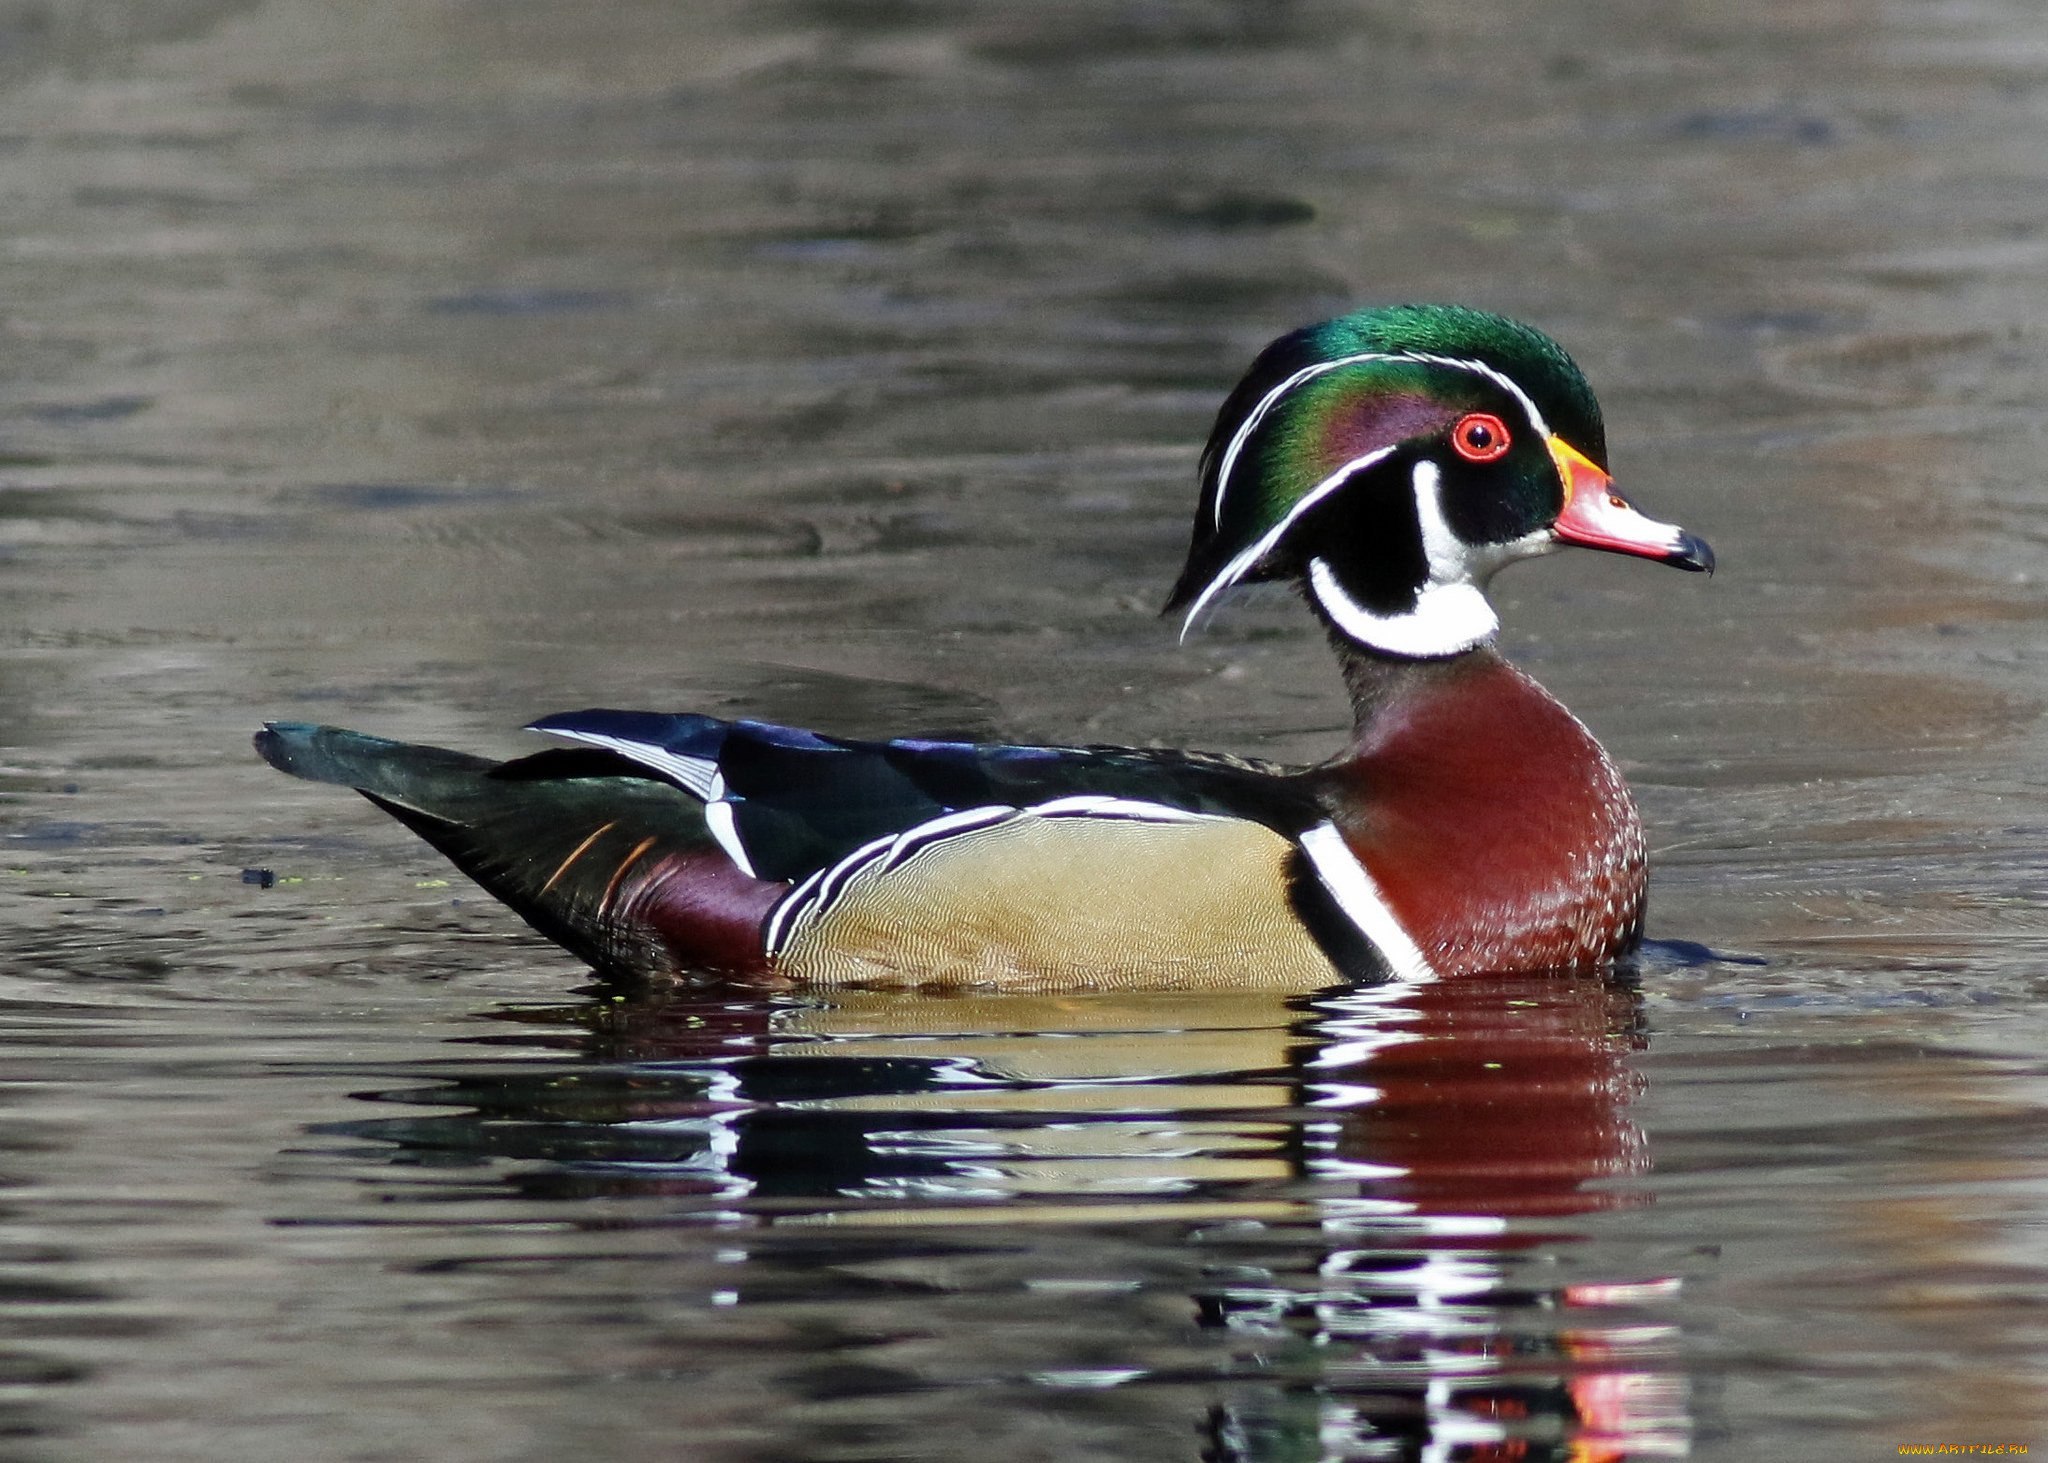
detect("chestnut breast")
[1313,654,1646,976]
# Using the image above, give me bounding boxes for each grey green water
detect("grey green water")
[1,2,2044,1459]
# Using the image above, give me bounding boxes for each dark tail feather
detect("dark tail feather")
[255,723,499,805]
[255,723,775,980]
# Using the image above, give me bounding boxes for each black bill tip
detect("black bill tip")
[1668,531,1715,575]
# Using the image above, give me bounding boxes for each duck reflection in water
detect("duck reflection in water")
[331,964,1687,1460]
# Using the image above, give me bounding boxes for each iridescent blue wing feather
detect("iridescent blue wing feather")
[530,709,1321,884]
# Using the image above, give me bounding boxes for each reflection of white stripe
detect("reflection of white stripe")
[1179,447,1396,640]
[537,727,718,798]
[1297,822,1436,982]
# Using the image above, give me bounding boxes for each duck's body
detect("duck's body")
[259,304,1710,988]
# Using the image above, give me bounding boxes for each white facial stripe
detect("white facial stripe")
[1404,351,1552,440]
[1212,351,1408,530]
[1179,446,1397,640]
[1297,822,1437,983]
[1293,445,1574,656]
[1408,459,1552,585]
[1207,348,1551,533]
[1409,459,1465,584]
[1308,556,1498,658]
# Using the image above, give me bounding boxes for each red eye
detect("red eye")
[1451,412,1511,463]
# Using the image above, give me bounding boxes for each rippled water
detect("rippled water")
[1,2,2045,1459]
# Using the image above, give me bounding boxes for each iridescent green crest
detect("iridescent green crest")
[1165,305,1605,615]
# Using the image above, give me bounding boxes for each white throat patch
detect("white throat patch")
[1305,459,1536,659]
[1308,558,1497,658]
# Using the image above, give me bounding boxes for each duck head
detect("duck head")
[1165,304,1713,658]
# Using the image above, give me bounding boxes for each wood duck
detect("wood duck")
[258,304,1712,990]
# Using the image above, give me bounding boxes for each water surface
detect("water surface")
[1,2,2044,1458]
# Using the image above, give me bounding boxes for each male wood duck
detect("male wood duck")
[258,304,1711,990]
